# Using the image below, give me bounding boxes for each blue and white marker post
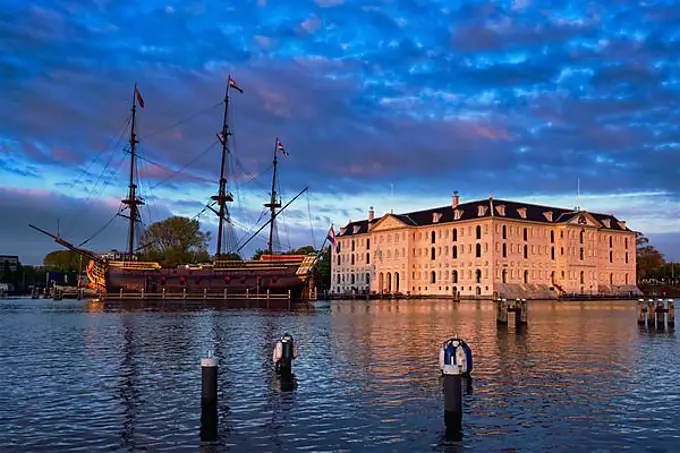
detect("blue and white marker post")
[439,338,473,435]
[200,349,218,444]
[273,333,298,378]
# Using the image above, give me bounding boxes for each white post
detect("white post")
[288,289,291,300]
[119,288,123,300]
[141,288,145,300]
[162,287,166,300]
[183,288,186,300]
[246,288,249,299]
[204,288,207,300]
[223,288,227,300]
[267,289,270,300]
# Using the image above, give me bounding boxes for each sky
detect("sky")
[1,0,680,265]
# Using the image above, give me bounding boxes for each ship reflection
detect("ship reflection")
[119,315,139,451]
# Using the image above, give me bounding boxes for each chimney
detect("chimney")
[452,191,460,208]
[368,206,375,222]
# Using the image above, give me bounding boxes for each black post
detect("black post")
[200,350,218,444]
[274,333,296,378]
[443,375,462,435]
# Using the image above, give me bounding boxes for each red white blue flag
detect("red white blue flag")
[327,225,339,253]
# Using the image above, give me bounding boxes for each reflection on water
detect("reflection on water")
[0,298,679,452]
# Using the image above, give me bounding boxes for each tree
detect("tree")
[316,246,331,290]
[636,233,665,281]
[43,250,81,272]
[140,216,211,266]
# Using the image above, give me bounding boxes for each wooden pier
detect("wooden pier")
[637,298,674,329]
[496,298,528,326]
[102,286,318,302]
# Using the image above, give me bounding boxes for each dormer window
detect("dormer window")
[432,212,443,223]
[495,204,506,216]
[602,219,611,228]
[517,208,527,219]
[454,209,463,221]
[543,211,553,222]
[353,225,360,234]
[339,227,347,236]
[477,205,488,217]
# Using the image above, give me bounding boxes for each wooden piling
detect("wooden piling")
[657,299,665,329]
[668,300,675,328]
[637,299,646,325]
[648,300,656,326]
[497,299,508,324]
[519,299,528,324]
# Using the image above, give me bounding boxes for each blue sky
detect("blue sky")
[1,0,680,264]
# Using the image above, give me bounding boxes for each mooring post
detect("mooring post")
[183,288,186,300]
[439,338,473,436]
[657,299,666,329]
[273,333,297,378]
[520,299,528,324]
[119,288,123,300]
[203,288,207,301]
[162,287,166,300]
[200,350,218,444]
[246,288,250,299]
[223,288,227,301]
[648,300,656,326]
[141,288,145,300]
[288,289,291,300]
[668,300,675,328]
[267,289,270,300]
[637,299,646,325]
[497,298,508,324]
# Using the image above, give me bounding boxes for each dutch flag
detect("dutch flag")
[327,225,339,253]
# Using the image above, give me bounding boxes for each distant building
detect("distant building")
[331,193,640,299]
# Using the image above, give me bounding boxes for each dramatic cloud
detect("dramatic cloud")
[2,0,680,263]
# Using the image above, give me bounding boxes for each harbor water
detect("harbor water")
[1,298,679,452]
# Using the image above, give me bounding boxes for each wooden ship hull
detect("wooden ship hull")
[87,256,318,300]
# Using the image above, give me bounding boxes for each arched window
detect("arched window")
[475,269,482,283]
[550,231,554,243]
[431,231,436,244]
[610,273,613,285]
[431,247,436,260]
[580,248,584,260]
[453,246,458,259]
[550,271,555,282]
[609,251,612,263]
[625,273,629,285]
[351,254,355,265]
[580,230,584,244]
[502,269,507,283]
[366,273,370,286]
[351,274,355,284]
[502,243,507,258]
[395,273,400,291]
[351,240,355,251]
[431,271,436,284]
[502,225,507,239]
[524,270,529,284]
[476,225,481,239]
[366,238,370,250]
[452,228,458,242]
[452,270,458,283]
[580,271,585,284]
[337,256,341,266]
[523,228,528,241]
[625,237,628,248]
[475,243,481,258]
[523,245,528,259]
[609,236,613,248]
[551,247,555,260]
[625,252,629,264]
[366,253,370,264]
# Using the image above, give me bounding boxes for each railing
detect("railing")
[106,287,293,301]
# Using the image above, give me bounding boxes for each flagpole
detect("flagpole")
[266,137,281,256]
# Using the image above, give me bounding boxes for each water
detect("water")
[0,298,678,452]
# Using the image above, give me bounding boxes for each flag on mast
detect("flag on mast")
[228,76,243,93]
[326,225,339,253]
[135,88,144,108]
[277,141,289,157]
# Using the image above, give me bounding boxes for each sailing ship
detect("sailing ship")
[30,76,322,300]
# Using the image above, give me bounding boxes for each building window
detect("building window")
[452,270,458,283]
[351,240,355,251]
[625,237,628,248]
[625,273,629,285]
[452,228,458,242]
[431,247,436,260]
[453,246,458,259]
[502,243,507,258]
[351,274,355,284]
[431,231,436,244]
[523,245,528,259]
[502,225,507,239]
[550,231,554,243]
[502,269,507,283]
[337,256,341,266]
[475,243,481,258]
[431,271,436,284]
[580,248,584,260]
[625,252,629,264]
[475,269,482,283]
[610,273,613,285]
[366,238,370,250]
[609,251,612,263]
[580,230,584,244]
[580,271,585,284]
[551,247,555,260]
[523,228,528,241]
[366,253,370,264]
[609,236,613,248]
[476,225,481,239]
[351,255,355,265]
[524,270,529,284]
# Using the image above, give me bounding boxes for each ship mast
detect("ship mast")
[121,84,144,259]
[265,137,283,256]
[211,76,239,257]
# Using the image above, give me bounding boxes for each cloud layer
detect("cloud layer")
[2,0,680,263]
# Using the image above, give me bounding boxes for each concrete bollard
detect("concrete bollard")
[637,299,646,325]
[200,350,218,444]
[668,300,675,328]
[273,333,298,377]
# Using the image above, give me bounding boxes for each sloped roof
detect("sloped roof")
[338,198,630,237]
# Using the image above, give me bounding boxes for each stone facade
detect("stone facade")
[331,196,640,299]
